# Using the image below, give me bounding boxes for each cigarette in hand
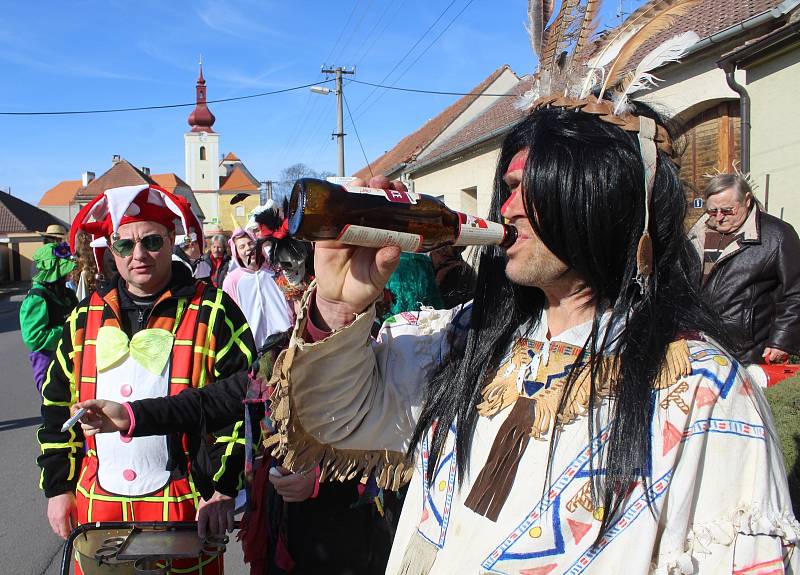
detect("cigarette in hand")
[61,407,88,433]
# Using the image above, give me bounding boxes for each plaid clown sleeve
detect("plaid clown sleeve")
[36,304,86,498]
[204,289,257,497]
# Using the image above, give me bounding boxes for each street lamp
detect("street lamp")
[309,86,332,95]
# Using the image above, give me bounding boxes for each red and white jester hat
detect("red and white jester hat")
[70,184,203,268]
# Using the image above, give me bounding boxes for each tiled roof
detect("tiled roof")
[38,180,82,206]
[219,164,260,192]
[74,159,155,202]
[221,152,240,162]
[0,191,65,234]
[410,0,786,173]
[354,65,513,179]
[408,76,534,172]
[151,173,206,220]
[586,0,785,73]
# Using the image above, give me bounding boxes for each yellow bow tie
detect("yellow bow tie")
[96,326,175,375]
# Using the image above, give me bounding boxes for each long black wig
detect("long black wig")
[409,104,726,540]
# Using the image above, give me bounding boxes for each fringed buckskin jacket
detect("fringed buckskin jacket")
[267,285,800,575]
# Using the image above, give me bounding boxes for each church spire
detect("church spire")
[188,60,215,133]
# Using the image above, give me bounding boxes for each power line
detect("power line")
[352,0,408,68]
[355,0,477,119]
[349,78,514,97]
[322,0,363,67]
[351,0,460,115]
[342,91,373,178]
[395,0,476,85]
[0,79,335,116]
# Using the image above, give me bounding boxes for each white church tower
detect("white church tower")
[184,63,220,229]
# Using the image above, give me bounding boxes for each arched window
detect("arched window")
[200,146,206,160]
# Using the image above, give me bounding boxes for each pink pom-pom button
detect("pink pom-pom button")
[123,469,137,481]
[120,385,132,398]
[119,434,132,444]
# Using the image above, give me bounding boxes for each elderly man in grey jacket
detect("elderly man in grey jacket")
[689,172,800,364]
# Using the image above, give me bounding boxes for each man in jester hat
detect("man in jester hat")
[36,184,257,574]
[20,242,79,392]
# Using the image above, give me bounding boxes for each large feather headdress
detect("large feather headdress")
[520,0,700,293]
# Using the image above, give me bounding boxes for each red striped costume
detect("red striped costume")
[38,270,256,574]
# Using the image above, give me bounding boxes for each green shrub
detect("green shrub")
[764,375,800,517]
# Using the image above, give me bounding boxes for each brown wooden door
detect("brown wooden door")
[679,101,741,224]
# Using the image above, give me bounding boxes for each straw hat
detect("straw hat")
[37,224,68,240]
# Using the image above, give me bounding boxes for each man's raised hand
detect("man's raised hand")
[311,176,404,331]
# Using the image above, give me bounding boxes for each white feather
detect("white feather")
[577,27,641,100]
[613,31,699,114]
[588,28,641,69]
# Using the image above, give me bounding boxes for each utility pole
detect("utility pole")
[320,66,355,177]
[259,180,277,205]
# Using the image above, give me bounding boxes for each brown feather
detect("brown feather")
[563,0,602,78]
[600,0,700,95]
[589,0,691,80]
[544,0,555,24]
[541,0,579,72]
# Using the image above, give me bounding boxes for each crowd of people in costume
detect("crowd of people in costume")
[18,2,800,572]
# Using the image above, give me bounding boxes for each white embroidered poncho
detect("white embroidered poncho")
[270,297,800,574]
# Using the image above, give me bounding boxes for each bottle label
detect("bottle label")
[454,213,508,246]
[337,225,422,252]
[343,185,419,205]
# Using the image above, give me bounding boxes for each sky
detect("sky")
[0,0,641,206]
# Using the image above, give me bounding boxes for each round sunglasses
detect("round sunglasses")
[110,234,167,257]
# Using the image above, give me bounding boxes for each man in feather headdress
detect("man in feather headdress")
[72,1,799,573]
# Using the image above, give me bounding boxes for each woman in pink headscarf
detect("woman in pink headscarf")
[221,228,292,349]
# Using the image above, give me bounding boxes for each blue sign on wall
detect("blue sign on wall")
[693,198,704,209]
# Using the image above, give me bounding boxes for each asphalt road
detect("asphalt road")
[0,285,249,574]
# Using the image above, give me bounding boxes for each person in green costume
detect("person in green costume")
[19,242,78,391]
[382,252,444,323]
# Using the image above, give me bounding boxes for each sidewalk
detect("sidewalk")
[0,282,27,313]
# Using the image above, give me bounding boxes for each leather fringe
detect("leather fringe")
[395,532,439,575]
[478,340,692,441]
[464,397,537,521]
[264,338,415,492]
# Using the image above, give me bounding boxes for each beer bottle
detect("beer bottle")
[287,178,517,252]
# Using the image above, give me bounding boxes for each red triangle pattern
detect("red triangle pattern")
[567,518,593,545]
[519,564,558,575]
[695,386,718,408]
[420,507,429,523]
[662,420,683,455]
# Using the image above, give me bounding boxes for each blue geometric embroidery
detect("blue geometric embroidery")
[563,469,672,574]
[689,347,741,399]
[681,417,765,442]
[522,351,579,397]
[419,426,458,549]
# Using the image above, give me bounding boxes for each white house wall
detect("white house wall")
[410,145,501,219]
[745,46,800,227]
[635,53,743,122]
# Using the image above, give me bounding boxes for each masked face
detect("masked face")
[275,242,307,285]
